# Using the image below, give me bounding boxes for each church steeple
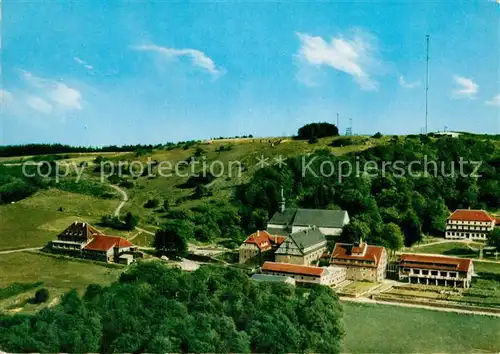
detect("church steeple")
[279,186,286,212]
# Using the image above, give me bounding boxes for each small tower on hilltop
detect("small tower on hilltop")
[279,186,286,212]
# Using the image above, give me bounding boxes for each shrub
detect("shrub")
[308,136,319,144]
[33,288,49,304]
[372,132,383,139]
[330,137,358,147]
[144,198,160,208]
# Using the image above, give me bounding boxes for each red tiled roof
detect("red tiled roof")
[83,235,133,252]
[321,253,331,259]
[399,254,472,273]
[243,230,274,251]
[262,261,325,277]
[331,243,385,268]
[448,209,494,222]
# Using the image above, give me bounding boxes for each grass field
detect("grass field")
[0,189,120,250]
[406,242,481,258]
[0,251,121,313]
[474,261,500,275]
[342,302,500,353]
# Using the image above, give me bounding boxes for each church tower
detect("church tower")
[279,186,286,212]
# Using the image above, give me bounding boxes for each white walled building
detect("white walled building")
[399,254,474,288]
[445,209,495,241]
[261,261,346,287]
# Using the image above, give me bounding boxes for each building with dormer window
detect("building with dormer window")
[238,230,286,264]
[330,240,387,282]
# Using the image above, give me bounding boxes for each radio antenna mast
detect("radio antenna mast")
[425,34,430,134]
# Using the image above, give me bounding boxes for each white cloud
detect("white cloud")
[453,75,478,98]
[74,57,93,70]
[132,44,223,77]
[295,31,378,90]
[26,96,53,114]
[399,76,420,89]
[48,83,82,110]
[485,94,500,106]
[21,71,83,112]
[0,89,14,105]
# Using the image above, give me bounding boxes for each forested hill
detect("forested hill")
[1,134,498,250]
[0,262,344,353]
[235,135,500,249]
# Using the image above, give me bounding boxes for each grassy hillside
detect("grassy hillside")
[0,251,121,314]
[0,189,124,250]
[1,135,380,248]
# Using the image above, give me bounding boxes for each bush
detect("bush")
[144,198,160,208]
[33,288,49,304]
[372,132,383,139]
[330,137,358,147]
[308,136,319,144]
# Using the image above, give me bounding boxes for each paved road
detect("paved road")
[0,247,41,255]
[404,239,462,249]
[340,296,500,318]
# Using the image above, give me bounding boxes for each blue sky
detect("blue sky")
[1,1,499,146]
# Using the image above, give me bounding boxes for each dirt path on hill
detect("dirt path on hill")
[108,184,157,237]
[109,184,128,217]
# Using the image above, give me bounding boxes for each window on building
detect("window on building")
[431,270,438,276]
[450,272,457,278]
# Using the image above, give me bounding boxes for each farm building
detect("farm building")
[49,221,138,264]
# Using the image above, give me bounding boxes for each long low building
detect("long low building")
[251,273,296,286]
[399,254,474,288]
[261,261,346,287]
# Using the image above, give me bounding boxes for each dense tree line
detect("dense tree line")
[0,165,47,204]
[296,122,339,140]
[0,143,159,157]
[235,135,500,250]
[0,263,344,353]
[155,200,244,248]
